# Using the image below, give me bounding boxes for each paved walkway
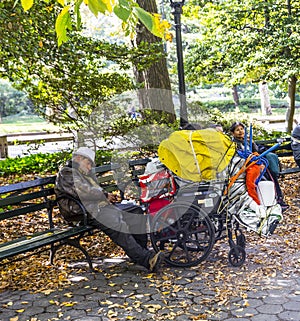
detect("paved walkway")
[1,252,299,321]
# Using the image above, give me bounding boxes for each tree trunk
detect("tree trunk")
[259,81,272,115]
[232,85,239,106]
[133,0,176,123]
[285,75,297,133]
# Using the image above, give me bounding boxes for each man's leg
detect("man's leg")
[115,203,148,249]
[89,205,156,269]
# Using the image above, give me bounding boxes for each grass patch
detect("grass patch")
[0,115,61,134]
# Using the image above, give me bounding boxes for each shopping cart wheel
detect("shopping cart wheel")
[228,245,246,267]
[150,201,215,268]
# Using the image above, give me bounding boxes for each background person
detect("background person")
[230,122,289,211]
[291,123,300,167]
[55,147,164,272]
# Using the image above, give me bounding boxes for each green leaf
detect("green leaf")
[74,0,83,29]
[21,0,34,11]
[134,7,153,32]
[88,0,108,16]
[119,0,130,10]
[113,5,130,22]
[55,6,71,46]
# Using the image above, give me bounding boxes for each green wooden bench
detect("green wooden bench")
[0,158,151,271]
[255,137,300,176]
[0,176,96,270]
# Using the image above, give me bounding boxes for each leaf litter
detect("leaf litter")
[1,167,300,320]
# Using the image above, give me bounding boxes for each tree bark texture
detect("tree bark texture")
[133,0,176,122]
[285,75,297,133]
[232,85,239,107]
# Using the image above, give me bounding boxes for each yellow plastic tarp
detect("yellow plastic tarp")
[158,129,236,182]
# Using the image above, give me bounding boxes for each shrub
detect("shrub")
[0,150,114,176]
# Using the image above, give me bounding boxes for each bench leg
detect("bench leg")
[50,243,58,266]
[49,239,94,272]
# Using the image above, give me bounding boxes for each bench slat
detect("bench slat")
[0,225,94,260]
[0,176,56,195]
[0,188,55,207]
[94,163,121,174]
[255,137,298,174]
[279,167,300,175]
[0,202,51,221]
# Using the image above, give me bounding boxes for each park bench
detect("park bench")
[255,137,300,176]
[0,176,97,270]
[0,158,151,271]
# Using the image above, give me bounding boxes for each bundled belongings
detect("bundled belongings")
[157,129,236,182]
[225,124,284,236]
[224,154,283,237]
[136,127,286,268]
[139,158,176,215]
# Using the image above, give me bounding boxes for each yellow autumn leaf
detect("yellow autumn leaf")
[49,300,59,305]
[9,317,19,321]
[152,13,172,41]
[162,291,170,295]
[61,301,77,307]
[143,304,161,312]
[16,309,25,313]
[42,289,54,295]
[102,0,115,13]
[21,0,33,11]
[64,292,73,298]
[100,300,113,305]
[107,309,117,317]
[143,273,154,278]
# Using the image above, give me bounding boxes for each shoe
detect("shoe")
[280,203,289,212]
[278,199,289,212]
[277,198,289,213]
[148,251,164,272]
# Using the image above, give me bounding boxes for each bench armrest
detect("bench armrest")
[56,194,89,226]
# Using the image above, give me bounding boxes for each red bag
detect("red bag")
[148,198,171,216]
[139,169,176,203]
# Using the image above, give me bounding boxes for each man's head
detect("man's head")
[230,122,245,140]
[73,147,95,173]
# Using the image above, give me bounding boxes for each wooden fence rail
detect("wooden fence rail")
[0,132,74,158]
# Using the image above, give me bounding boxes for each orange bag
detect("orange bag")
[246,164,265,205]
